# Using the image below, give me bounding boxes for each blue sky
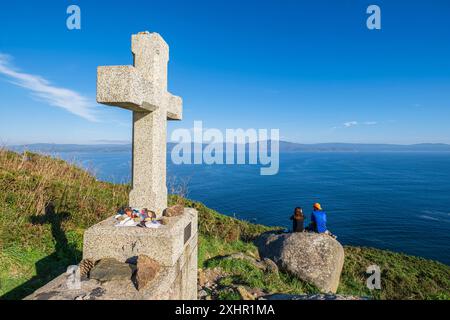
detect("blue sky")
[0,0,449,145]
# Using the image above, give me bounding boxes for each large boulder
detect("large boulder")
[255,232,344,293]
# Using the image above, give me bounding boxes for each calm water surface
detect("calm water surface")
[53,151,450,265]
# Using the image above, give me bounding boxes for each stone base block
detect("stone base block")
[25,233,198,300]
[25,208,198,300]
[83,208,198,267]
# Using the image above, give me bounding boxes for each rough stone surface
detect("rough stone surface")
[25,232,198,300]
[97,31,182,217]
[237,286,256,300]
[256,232,345,293]
[135,255,160,290]
[89,258,135,282]
[163,204,184,217]
[262,258,279,274]
[83,207,198,267]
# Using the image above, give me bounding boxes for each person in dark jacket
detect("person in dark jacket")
[290,207,305,232]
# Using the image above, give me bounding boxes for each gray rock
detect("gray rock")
[263,258,279,274]
[222,253,266,270]
[198,289,208,298]
[237,286,256,300]
[163,205,184,217]
[256,232,344,293]
[89,258,135,282]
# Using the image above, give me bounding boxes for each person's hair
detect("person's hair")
[294,207,304,220]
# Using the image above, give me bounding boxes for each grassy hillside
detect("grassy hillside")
[0,149,449,300]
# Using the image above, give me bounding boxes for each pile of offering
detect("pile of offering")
[114,207,162,228]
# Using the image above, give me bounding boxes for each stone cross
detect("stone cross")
[97,32,182,216]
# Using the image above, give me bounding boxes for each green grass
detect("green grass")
[206,254,317,295]
[0,149,449,300]
[340,246,450,300]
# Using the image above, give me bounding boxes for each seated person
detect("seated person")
[290,207,305,232]
[306,203,329,234]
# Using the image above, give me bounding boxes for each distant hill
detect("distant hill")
[8,142,450,154]
[276,142,450,152]
[8,143,132,153]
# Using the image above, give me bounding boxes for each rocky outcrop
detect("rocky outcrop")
[255,232,344,293]
[197,267,267,300]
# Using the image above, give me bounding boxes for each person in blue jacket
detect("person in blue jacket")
[306,203,337,238]
[307,203,329,234]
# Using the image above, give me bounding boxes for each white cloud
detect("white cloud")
[0,53,97,122]
[337,121,378,129]
[344,121,358,128]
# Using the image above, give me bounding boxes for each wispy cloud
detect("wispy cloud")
[334,121,378,130]
[344,121,358,128]
[0,53,97,122]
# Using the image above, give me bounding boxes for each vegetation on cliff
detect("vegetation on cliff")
[0,149,449,300]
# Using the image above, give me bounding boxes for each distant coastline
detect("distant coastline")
[7,142,450,154]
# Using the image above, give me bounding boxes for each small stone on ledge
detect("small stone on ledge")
[163,205,184,217]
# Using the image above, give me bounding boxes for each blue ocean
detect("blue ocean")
[52,151,450,265]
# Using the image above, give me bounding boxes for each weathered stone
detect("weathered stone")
[89,258,135,282]
[159,217,169,225]
[26,233,198,300]
[135,255,160,290]
[163,204,184,217]
[237,286,255,300]
[83,208,198,267]
[256,232,345,293]
[81,207,198,299]
[198,267,228,289]
[248,287,266,299]
[198,289,208,299]
[198,268,207,287]
[97,31,183,217]
[262,258,279,274]
[222,253,266,270]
